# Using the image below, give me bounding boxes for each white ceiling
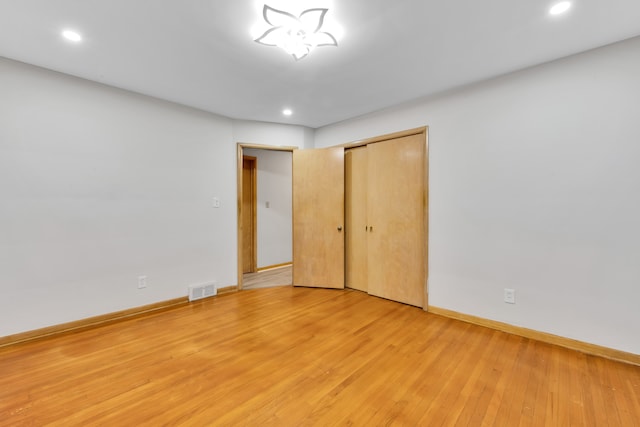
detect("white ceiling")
[1,0,640,128]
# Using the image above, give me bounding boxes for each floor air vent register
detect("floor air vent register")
[188,282,217,301]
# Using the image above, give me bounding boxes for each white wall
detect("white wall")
[243,149,292,268]
[233,120,314,150]
[0,58,307,337]
[315,36,640,355]
[4,34,640,355]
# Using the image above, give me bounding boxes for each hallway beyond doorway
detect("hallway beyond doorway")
[242,265,292,290]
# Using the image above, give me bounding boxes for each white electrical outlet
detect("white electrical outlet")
[504,288,515,304]
[213,197,221,208]
[138,275,147,289]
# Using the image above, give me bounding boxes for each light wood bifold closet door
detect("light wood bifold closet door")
[294,130,426,307]
[345,146,368,292]
[292,147,345,289]
[365,134,426,307]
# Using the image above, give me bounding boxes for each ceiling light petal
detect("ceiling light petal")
[306,32,338,48]
[292,49,310,61]
[255,26,288,46]
[263,5,299,28]
[299,8,328,34]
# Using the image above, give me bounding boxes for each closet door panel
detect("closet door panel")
[345,147,368,292]
[367,134,425,307]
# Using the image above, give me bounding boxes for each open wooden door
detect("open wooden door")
[293,147,345,289]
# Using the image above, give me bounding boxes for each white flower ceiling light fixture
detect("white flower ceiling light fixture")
[254,5,338,60]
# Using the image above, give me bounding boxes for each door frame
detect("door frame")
[236,143,297,290]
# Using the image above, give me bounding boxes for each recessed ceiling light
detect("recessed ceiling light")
[549,2,571,15]
[283,109,293,116]
[62,30,82,42]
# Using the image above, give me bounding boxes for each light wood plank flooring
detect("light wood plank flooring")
[242,265,292,290]
[1,286,639,426]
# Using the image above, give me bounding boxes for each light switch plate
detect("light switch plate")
[504,288,515,304]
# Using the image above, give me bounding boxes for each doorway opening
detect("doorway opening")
[237,143,296,290]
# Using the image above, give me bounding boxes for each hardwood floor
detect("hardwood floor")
[243,265,292,290]
[1,286,639,426]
